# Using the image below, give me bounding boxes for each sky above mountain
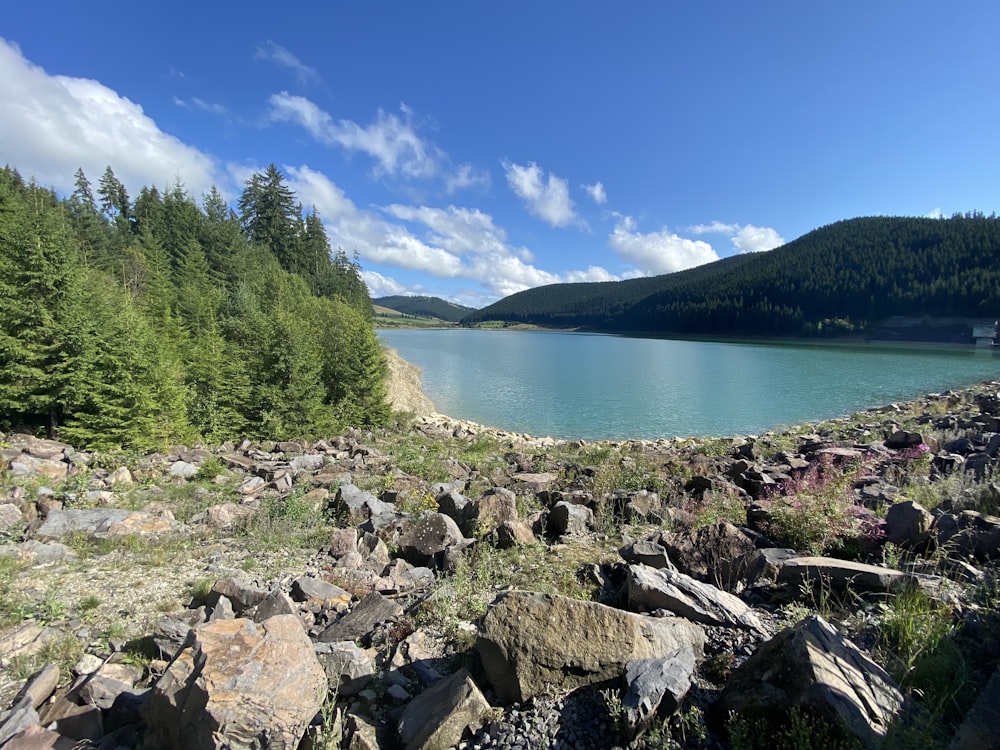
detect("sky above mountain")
[3,2,998,307]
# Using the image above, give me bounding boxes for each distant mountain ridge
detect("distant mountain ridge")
[461,214,1000,339]
[374,295,477,322]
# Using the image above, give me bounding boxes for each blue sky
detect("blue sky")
[3,2,999,307]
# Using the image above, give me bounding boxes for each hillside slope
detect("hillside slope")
[463,215,1000,338]
[374,295,476,322]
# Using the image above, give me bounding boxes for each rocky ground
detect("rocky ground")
[2,376,1000,749]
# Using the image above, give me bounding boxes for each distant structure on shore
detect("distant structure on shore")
[972,321,999,348]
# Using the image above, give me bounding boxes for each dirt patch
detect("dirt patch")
[383,347,436,415]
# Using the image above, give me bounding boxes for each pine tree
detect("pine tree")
[238,164,301,272]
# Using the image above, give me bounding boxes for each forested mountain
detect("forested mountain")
[463,215,1000,337]
[373,295,476,322]
[0,163,390,450]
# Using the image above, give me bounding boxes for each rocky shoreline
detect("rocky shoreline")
[2,382,1000,749]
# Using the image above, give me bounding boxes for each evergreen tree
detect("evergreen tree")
[238,164,301,272]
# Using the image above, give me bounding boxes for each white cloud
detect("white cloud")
[610,216,720,275]
[582,181,607,205]
[564,266,618,283]
[688,220,785,254]
[362,270,410,298]
[0,37,219,197]
[445,163,490,194]
[731,224,784,253]
[284,164,357,220]
[267,93,445,180]
[503,160,583,228]
[926,207,944,219]
[173,96,227,116]
[254,40,320,85]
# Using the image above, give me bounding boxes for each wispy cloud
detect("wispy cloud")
[268,93,450,181]
[610,216,719,275]
[582,181,607,205]
[503,160,584,229]
[0,37,218,197]
[688,221,785,253]
[254,40,320,85]
[173,96,227,116]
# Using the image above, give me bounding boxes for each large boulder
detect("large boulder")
[626,564,767,634]
[712,615,906,749]
[659,522,757,588]
[397,668,492,750]
[141,615,326,750]
[778,556,911,594]
[476,591,704,704]
[884,500,934,548]
[397,513,467,567]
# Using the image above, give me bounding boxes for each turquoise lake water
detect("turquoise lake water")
[378,329,1000,440]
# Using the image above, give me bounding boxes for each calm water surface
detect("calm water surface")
[378,329,1000,440]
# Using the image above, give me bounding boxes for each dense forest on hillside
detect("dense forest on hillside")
[463,215,1000,337]
[373,295,476,322]
[0,163,389,450]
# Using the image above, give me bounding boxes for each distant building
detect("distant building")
[972,321,998,348]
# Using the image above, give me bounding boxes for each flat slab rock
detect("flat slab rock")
[34,509,177,541]
[778,556,911,593]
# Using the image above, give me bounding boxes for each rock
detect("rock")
[167,461,198,479]
[712,615,906,749]
[77,662,142,709]
[494,520,537,548]
[885,430,924,450]
[8,454,68,481]
[512,472,558,494]
[950,667,1000,749]
[332,484,394,524]
[622,649,697,731]
[546,501,594,537]
[619,539,675,571]
[252,589,298,622]
[659,522,756,588]
[884,500,934,547]
[207,577,267,614]
[291,576,352,608]
[933,510,1000,560]
[397,512,466,566]
[0,723,78,749]
[461,488,517,536]
[142,615,326,750]
[730,547,798,587]
[33,509,176,541]
[202,502,252,528]
[627,564,767,634]
[318,592,403,643]
[476,590,704,704]
[397,668,492,750]
[778,556,911,593]
[0,503,23,531]
[314,641,374,696]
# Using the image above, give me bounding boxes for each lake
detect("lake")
[378,329,1000,440]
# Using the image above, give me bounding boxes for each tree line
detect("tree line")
[463,215,1000,337]
[0,163,390,450]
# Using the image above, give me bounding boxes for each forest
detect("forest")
[463,215,1000,338]
[0,163,390,451]
[373,295,475,323]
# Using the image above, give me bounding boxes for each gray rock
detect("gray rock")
[546,501,594,537]
[933,510,1000,560]
[712,615,906,749]
[623,649,697,731]
[332,484,394,524]
[291,576,352,607]
[397,512,466,566]
[34,509,176,540]
[619,539,675,571]
[318,592,403,643]
[168,460,199,479]
[0,503,23,531]
[627,564,767,634]
[494,520,537,548]
[730,547,797,587]
[142,615,326,750]
[476,590,704,704]
[207,577,267,614]
[885,430,924,450]
[252,589,298,622]
[884,500,933,547]
[950,667,1000,750]
[314,641,374,696]
[660,522,757,589]
[397,668,493,750]
[778,556,911,593]
[78,663,142,710]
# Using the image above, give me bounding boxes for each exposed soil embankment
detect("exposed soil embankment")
[382,347,437,416]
